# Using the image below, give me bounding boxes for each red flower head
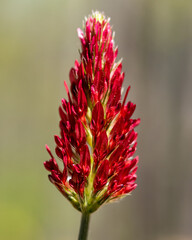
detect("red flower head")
[44,11,140,213]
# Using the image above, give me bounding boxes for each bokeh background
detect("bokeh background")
[0,0,192,240]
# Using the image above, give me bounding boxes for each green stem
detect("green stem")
[78,212,90,240]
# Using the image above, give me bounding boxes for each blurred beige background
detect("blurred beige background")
[0,0,192,240]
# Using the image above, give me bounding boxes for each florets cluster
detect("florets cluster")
[44,11,140,213]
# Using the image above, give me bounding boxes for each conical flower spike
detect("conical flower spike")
[44,11,140,215]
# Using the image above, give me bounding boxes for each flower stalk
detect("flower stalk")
[78,212,90,240]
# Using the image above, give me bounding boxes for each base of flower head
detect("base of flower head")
[45,143,138,214]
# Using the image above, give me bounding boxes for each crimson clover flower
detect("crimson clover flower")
[44,11,140,227]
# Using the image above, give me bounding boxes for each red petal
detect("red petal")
[78,80,87,115]
[122,86,131,106]
[59,106,67,122]
[75,120,86,148]
[94,160,109,192]
[86,21,91,42]
[55,147,63,159]
[105,42,114,65]
[110,63,122,87]
[54,135,63,147]
[90,101,104,136]
[69,67,76,84]
[61,155,68,184]
[104,61,110,86]
[64,81,72,104]
[45,144,54,159]
[86,59,93,82]
[80,145,91,177]
[44,157,58,172]
[77,28,86,46]
[93,131,108,167]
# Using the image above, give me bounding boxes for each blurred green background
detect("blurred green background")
[0,0,192,240]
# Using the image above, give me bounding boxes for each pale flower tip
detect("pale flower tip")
[136,118,141,126]
[45,144,50,151]
[64,80,69,92]
[91,10,106,23]
[77,28,84,39]
[45,144,54,159]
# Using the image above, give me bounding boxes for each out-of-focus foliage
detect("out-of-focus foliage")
[0,0,192,240]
